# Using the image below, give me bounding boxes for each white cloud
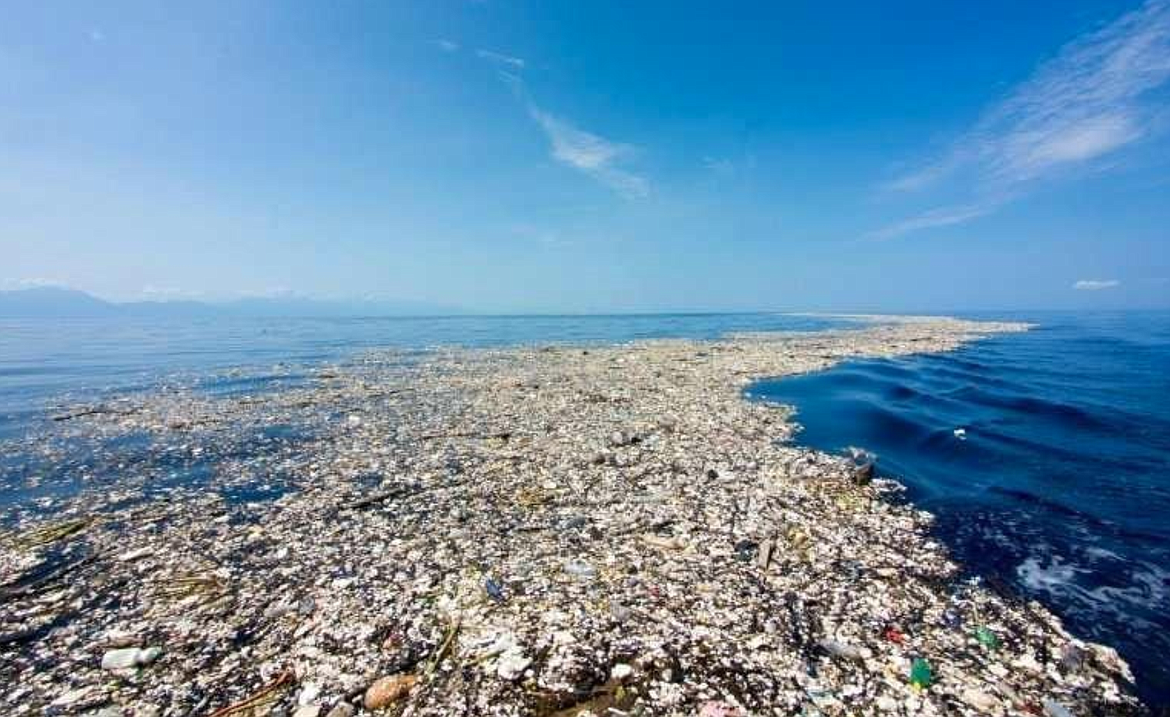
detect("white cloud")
[703,156,736,175]
[141,285,181,296]
[880,0,1170,235]
[511,223,574,248]
[476,49,525,69]
[925,0,1168,186]
[1073,279,1121,290]
[529,107,649,198]
[236,286,296,298]
[1015,114,1142,168]
[882,161,958,193]
[2,277,65,290]
[435,39,460,53]
[869,202,996,240]
[488,65,649,198]
[140,285,204,299]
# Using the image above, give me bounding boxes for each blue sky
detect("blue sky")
[2,0,1168,312]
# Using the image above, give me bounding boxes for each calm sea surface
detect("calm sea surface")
[750,311,1170,706]
[2,311,1168,704]
[0,313,841,441]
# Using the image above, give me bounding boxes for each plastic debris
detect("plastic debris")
[363,673,417,711]
[0,317,1144,715]
[818,639,865,663]
[909,657,934,689]
[1043,698,1075,717]
[1060,643,1087,673]
[563,558,598,580]
[845,447,875,485]
[101,646,162,670]
[484,577,505,602]
[756,539,774,568]
[698,702,742,717]
[975,625,1000,650]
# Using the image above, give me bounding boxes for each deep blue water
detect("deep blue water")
[749,312,1170,707]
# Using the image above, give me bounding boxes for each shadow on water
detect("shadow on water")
[747,311,1170,707]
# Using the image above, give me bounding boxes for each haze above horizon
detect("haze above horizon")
[2,1,1169,312]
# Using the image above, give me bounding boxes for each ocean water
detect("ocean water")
[3,311,1168,705]
[0,313,841,443]
[748,311,1170,707]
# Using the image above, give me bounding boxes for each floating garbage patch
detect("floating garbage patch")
[743,333,1170,707]
[0,319,1146,715]
[1,403,318,526]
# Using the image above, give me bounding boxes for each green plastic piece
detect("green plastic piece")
[909,657,933,688]
[975,626,1000,650]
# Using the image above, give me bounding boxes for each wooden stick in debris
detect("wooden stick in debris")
[426,616,461,676]
[205,669,295,717]
[342,484,421,510]
[0,553,96,602]
[51,407,137,421]
[418,430,512,441]
[14,518,93,548]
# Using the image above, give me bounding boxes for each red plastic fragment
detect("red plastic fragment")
[883,626,905,644]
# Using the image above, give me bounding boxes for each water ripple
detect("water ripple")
[749,311,1170,707]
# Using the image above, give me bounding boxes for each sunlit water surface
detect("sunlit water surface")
[748,311,1170,706]
[2,311,1168,705]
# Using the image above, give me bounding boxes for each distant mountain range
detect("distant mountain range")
[0,287,462,318]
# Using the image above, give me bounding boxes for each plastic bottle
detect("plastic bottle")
[909,657,933,688]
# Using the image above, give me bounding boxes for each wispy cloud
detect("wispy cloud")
[1073,279,1121,290]
[880,0,1170,236]
[140,285,204,299]
[477,50,648,198]
[141,285,182,296]
[236,286,296,299]
[528,107,649,198]
[1,277,65,290]
[435,39,460,53]
[869,202,996,240]
[476,49,525,69]
[703,156,736,176]
[511,223,574,248]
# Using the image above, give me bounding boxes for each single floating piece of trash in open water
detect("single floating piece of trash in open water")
[953,428,967,440]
